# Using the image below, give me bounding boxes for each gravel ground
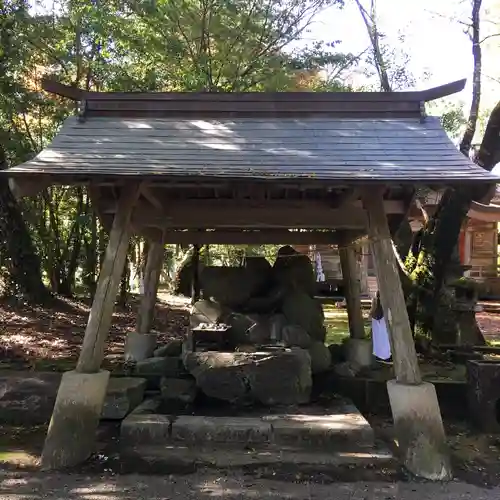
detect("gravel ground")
[1,471,500,500]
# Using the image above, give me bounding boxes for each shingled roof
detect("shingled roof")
[3,78,498,186]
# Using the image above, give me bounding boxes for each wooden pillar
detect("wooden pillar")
[339,240,365,339]
[136,241,165,334]
[362,189,421,385]
[361,189,451,480]
[76,183,140,374]
[191,243,201,304]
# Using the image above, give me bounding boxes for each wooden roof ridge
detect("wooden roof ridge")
[42,78,466,103]
[40,78,467,120]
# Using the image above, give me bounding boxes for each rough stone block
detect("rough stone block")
[387,380,452,481]
[171,415,271,444]
[101,377,147,420]
[0,372,62,424]
[124,332,157,362]
[185,349,312,405]
[160,377,197,403]
[307,342,332,374]
[466,360,500,432]
[41,370,110,470]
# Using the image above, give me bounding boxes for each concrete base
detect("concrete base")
[387,380,452,481]
[124,332,157,362]
[346,338,373,368]
[41,370,110,470]
[102,377,147,420]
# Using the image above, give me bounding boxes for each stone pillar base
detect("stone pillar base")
[387,379,452,480]
[346,338,373,368]
[41,370,110,470]
[124,332,157,362]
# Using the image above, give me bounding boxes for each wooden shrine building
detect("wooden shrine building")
[2,78,499,479]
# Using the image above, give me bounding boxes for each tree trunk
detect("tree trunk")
[411,100,500,344]
[0,180,49,303]
[409,1,494,345]
[83,193,98,297]
[119,254,130,307]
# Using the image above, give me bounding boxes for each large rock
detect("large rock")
[160,377,197,403]
[273,246,316,296]
[184,349,312,405]
[185,352,248,402]
[226,313,272,346]
[282,324,312,349]
[200,267,254,309]
[243,256,272,295]
[308,341,332,374]
[281,291,327,342]
[134,357,186,388]
[200,260,272,310]
[268,314,312,348]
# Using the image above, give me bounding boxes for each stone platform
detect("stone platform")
[0,372,147,424]
[120,397,389,468]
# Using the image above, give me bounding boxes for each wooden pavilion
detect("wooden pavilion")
[3,78,498,479]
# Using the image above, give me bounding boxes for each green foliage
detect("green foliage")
[426,99,467,140]
[0,0,357,298]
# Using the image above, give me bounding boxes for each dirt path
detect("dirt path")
[1,470,499,500]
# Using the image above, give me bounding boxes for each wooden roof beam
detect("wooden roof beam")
[40,77,466,104]
[160,230,341,245]
[101,198,404,215]
[123,204,368,229]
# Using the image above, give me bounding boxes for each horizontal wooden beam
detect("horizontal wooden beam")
[98,199,405,230]
[159,230,343,245]
[130,205,367,229]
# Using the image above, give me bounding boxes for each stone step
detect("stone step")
[121,398,375,451]
[119,443,394,471]
[102,377,147,420]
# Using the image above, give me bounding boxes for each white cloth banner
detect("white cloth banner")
[372,317,391,360]
[315,251,325,282]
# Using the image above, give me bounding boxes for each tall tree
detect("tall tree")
[0,0,49,302]
[405,0,496,345]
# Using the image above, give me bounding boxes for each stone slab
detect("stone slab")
[121,412,172,443]
[264,404,374,448]
[171,416,272,444]
[122,443,394,471]
[0,371,62,424]
[41,370,110,470]
[102,377,147,420]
